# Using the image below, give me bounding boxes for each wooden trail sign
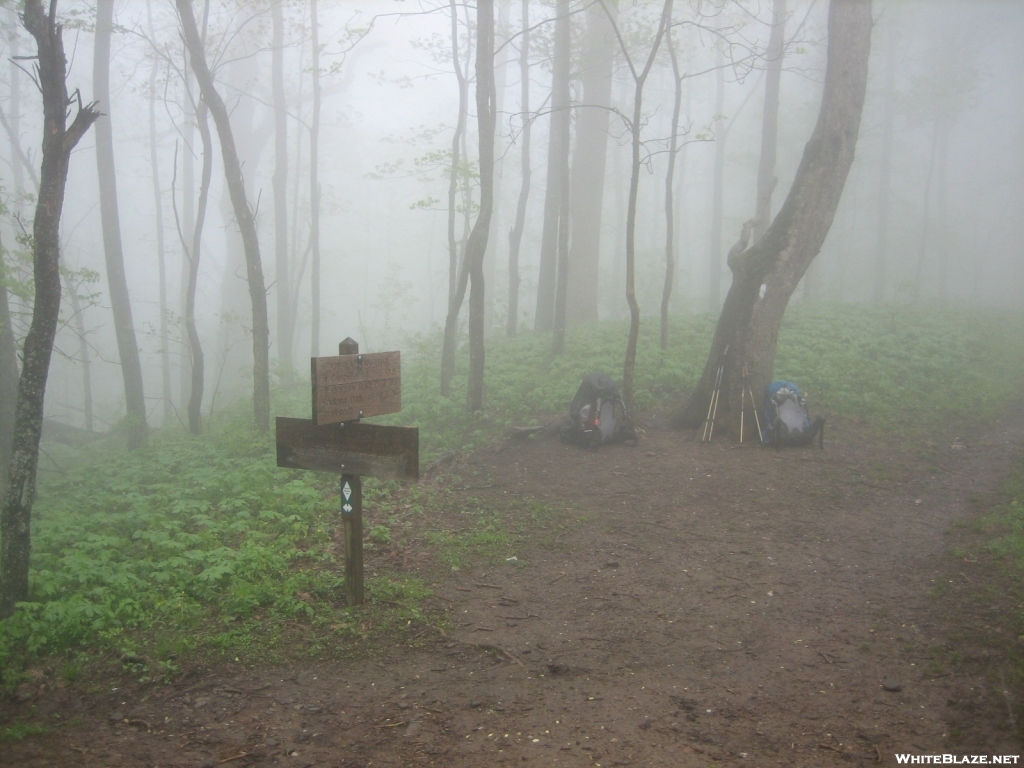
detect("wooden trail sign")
[276,417,418,481]
[312,350,401,425]
[276,338,418,607]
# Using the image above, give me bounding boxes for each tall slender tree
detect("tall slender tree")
[309,0,322,357]
[872,19,896,303]
[440,0,471,396]
[660,23,683,350]
[506,0,531,338]
[550,0,572,353]
[94,0,147,447]
[466,0,496,410]
[175,0,271,434]
[708,44,726,311]
[272,0,293,383]
[0,231,18,498]
[752,0,786,246]
[2,0,100,618]
[147,1,172,426]
[534,0,571,333]
[568,0,617,325]
[605,0,674,409]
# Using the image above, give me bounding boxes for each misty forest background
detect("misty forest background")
[2,0,1024,675]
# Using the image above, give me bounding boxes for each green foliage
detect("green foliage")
[2,303,1022,678]
[985,459,1024,566]
[389,303,1024,458]
[774,304,1024,437]
[0,722,48,743]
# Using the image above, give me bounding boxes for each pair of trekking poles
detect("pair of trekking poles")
[702,347,763,444]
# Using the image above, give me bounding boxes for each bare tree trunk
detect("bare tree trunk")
[709,45,726,311]
[8,32,25,194]
[872,22,896,304]
[534,0,571,333]
[179,101,212,435]
[466,0,496,411]
[272,0,293,384]
[179,65,196,411]
[1,0,100,618]
[64,272,94,433]
[752,0,786,245]
[95,0,147,448]
[912,117,939,305]
[505,0,531,338]
[567,0,616,325]
[552,149,569,354]
[440,0,470,396]
[550,0,572,354]
[614,0,674,410]
[661,25,682,350]
[0,234,19,498]
[933,121,950,300]
[671,0,872,433]
[176,0,271,434]
[309,0,322,357]
[148,1,172,426]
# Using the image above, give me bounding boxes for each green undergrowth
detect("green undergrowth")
[984,456,1024,568]
[774,304,1024,439]
[388,302,1024,456]
[1,303,1022,689]
[0,421,441,691]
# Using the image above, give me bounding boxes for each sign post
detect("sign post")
[276,338,418,606]
[340,475,363,607]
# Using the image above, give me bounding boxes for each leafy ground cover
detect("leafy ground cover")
[1,304,1023,699]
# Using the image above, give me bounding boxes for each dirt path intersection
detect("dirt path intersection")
[3,410,1023,767]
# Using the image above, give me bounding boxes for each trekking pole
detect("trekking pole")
[743,365,764,443]
[740,382,746,443]
[703,345,728,443]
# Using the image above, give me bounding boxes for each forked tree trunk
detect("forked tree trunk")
[1,0,100,618]
[176,0,271,434]
[466,0,496,411]
[95,0,148,448]
[670,0,872,433]
[615,0,673,410]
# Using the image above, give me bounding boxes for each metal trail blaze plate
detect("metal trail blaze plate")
[276,339,418,607]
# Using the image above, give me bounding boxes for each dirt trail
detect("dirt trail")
[3,409,1023,767]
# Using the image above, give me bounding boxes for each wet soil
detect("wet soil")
[3,410,1023,767]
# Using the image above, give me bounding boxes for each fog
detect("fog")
[2,0,1021,430]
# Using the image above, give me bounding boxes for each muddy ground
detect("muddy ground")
[2,409,1023,767]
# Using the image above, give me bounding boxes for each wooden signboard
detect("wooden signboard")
[311,351,401,426]
[276,417,419,481]
[280,339,418,608]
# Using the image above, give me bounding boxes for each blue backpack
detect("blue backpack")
[764,381,824,448]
